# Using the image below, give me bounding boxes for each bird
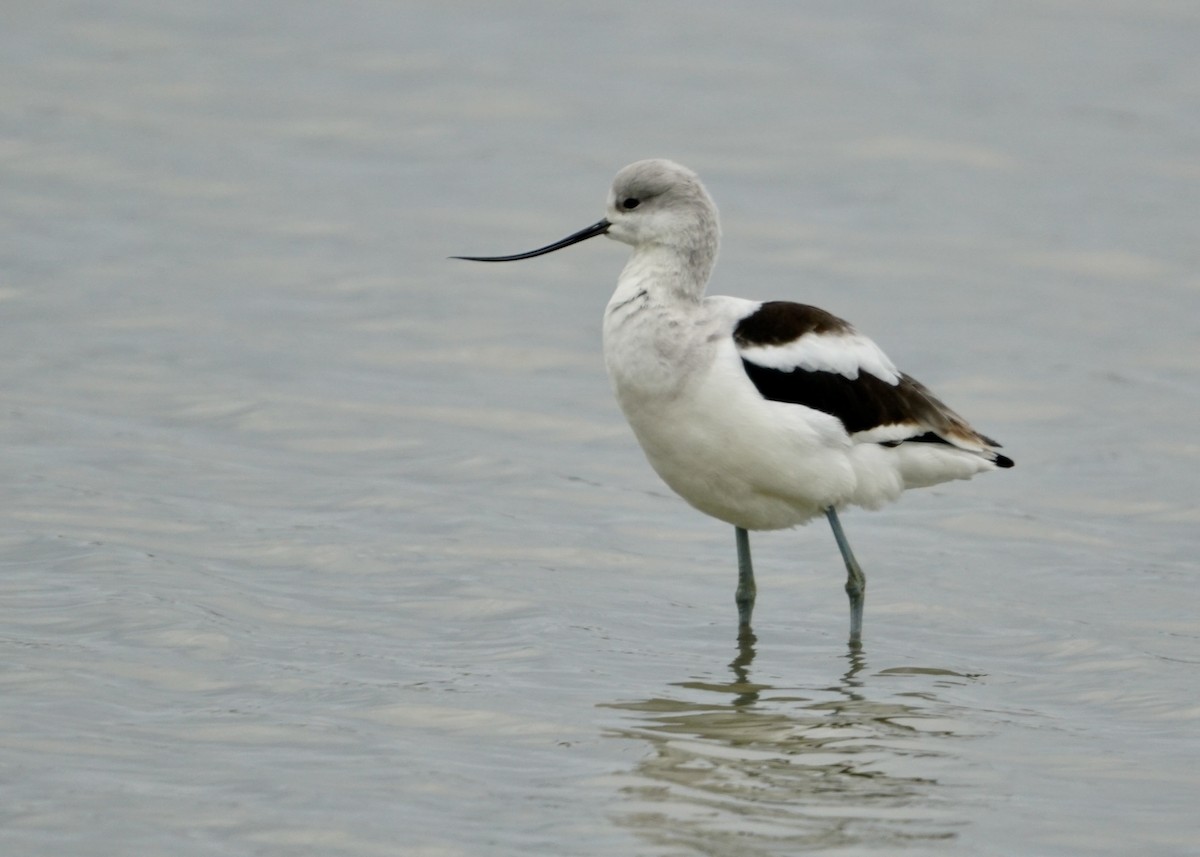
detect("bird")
[454,159,1012,647]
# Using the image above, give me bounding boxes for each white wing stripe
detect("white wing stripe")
[739,332,901,385]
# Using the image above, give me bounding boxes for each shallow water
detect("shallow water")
[2,1,1198,855]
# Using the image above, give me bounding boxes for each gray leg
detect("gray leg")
[825,507,865,648]
[734,526,756,630]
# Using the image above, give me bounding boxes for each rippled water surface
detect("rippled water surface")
[2,2,1198,855]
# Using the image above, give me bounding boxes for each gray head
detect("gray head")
[453,159,720,277]
[603,159,720,255]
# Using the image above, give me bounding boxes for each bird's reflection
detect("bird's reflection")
[727,627,760,706]
[603,634,973,853]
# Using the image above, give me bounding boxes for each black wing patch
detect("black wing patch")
[740,359,915,435]
[741,359,1013,467]
[733,301,852,346]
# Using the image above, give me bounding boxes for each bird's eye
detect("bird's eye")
[621,197,640,210]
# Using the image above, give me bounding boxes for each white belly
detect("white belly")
[604,302,858,530]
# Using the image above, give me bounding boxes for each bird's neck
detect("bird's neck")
[616,243,714,305]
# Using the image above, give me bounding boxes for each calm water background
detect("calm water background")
[2,2,1198,855]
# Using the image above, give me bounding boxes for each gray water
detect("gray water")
[2,2,1198,855]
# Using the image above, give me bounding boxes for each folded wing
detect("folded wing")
[733,301,1013,467]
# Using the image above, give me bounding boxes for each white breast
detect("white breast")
[603,294,857,530]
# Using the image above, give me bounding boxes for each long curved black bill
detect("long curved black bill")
[452,218,610,262]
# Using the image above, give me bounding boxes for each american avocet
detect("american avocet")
[455,159,1012,647]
